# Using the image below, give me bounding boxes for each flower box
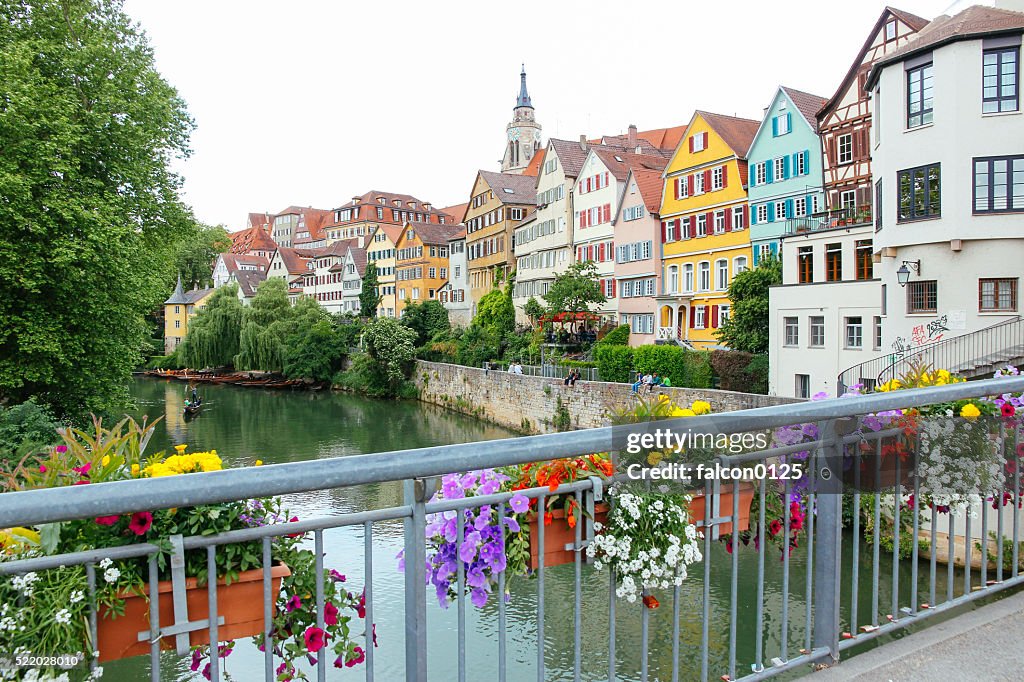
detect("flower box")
[685,482,755,536]
[97,563,290,662]
[528,503,609,570]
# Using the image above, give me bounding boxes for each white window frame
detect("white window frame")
[734,256,748,274]
[698,261,711,292]
[732,206,745,230]
[755,162,767,185]
[776,113,790,135]
[845,316,864,349]
[715,259,728,290]
[719,304,731,325]
[784,317,799,346]
[712,166,724,190]
[692,133,705,152]
[683,264,694,292]
[774,157,785,182]
[696,214,707,237]
[775,202,787,221]
[694,172,705,195]
[694,305,707,329]
[794,196,807,217]
[713,210,725,234]
[757,204,769,223]
[837,134,853,164]
[797,152,807,176]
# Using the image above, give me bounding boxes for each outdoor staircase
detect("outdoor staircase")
[838,316,1024,393]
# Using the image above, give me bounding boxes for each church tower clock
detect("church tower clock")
[501,65,542,174]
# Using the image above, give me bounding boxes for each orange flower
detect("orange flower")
[544,512,553,526]
[642,594,660,609]
[567,514,576,528]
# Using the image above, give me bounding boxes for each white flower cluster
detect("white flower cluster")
[11,572,39,597]
[587,492,703,603]
[917,418,1005,513]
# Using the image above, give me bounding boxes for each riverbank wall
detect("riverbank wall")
[413,361,801,434]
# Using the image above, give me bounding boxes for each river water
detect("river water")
[108,378,946,681]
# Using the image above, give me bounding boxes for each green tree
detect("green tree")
[179,285,243,369]
[716,255,782,354]
[281,302,346,383]
[0,0,196,418]
[522,297,546,326]
[400,300,450,347]
[235,278,294,371]
[543,261,606,325]
[0,398,60,468]
[175,223,231,289]
[342,317,417,398]
[359,263,382,318]
[473,282,515,337]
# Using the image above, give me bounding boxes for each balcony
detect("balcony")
[783,206,873,236]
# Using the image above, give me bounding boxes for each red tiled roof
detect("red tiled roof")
[221,253,270,273]
[232,270,267,298]
[630,167,665,214]
[549,137,666,179]
[696,111,761,158]
[347,246,368,277]
[818,6,930,120]
[867,5,1024,88]
[447,226,467,241]
[592,148,669,182]
[229,225,277,255]
[522,148,545,177]
[333,190,449,225]
[779,87,829,133]
[599,125,688,151]
[439,202,468,224]
[247,212,272,230]
[402,221,464,246]
[369,223,405,245]
[275,248,312,276]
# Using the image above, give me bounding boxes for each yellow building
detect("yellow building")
[657,112,759,348]
[366,224,403,318]
[463,171,535,310]
[164,275,214,354]
[394,221,463,317]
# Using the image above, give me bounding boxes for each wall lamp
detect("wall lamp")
[896,260,921,287]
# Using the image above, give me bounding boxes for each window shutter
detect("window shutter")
[724,208,732,231]
[711,304,719,328]
[706,211,714,229]
[786,112,792,132]
[751,205,758,225]
[765,163,773,184]
[770,242,779,257]
[743,204,749,227]
[688,136,694,152]
[704,169,712,190]
[599,242,605,261]
[661,221,667,243]
[772,117,778,136]
[767,202,775,222]
[749,165,755,187]
[689,305,696,328]
[603,204,611,222]
[687,175,694,196]
[722,165,728,187]
[802,150,810,174]
[785,198,794,218]
[610,279,616,297]
[702,132,709,148]
[783,155,791,179]
[753,246,760,266]
[826,137,837,166]
[604,171,610,187]
[674,178,680,199]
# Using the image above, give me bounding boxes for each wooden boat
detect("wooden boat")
[183,399,203,417]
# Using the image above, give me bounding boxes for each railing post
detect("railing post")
[403,478,428,682]
[812,418,848,666]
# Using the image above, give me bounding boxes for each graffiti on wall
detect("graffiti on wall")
[890,311,964,359]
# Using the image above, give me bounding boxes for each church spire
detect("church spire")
[516,64,532,109]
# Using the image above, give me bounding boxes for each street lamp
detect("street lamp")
[896,260,920,287]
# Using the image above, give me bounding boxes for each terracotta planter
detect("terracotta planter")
[97,563,290,662]
[686,482,755,536]
[529,503,609,570]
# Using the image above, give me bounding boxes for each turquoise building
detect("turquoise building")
[747,86,828,266]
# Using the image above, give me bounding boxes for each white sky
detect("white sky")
[122,0,973,229]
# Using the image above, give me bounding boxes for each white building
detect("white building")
[440,228,472,326]
[340,246,367,315]
[296,239,362,314]
[571,145,668,322]
[769,223,882,397]
[212,253,269,289]
[866,3,1024,365]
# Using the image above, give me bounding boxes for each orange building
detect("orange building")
[394,221,464,316]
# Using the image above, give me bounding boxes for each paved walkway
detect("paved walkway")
[811,589,1024,681]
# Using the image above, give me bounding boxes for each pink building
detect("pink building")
[613,166,665,346]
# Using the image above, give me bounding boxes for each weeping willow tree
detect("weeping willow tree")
[179,285,243,369]
[234,278,295,371]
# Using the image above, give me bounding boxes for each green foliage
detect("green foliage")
[341,317,417,398]
[552,396,571,432]
[598,324,631,346]
[716,255,781,354]
[594,345,634,383]
[542,261,606,317]
[401,300,451,347]
[455,325,501,367]
[0,0,197,419]
[281,305,348,383]
[146,351,184,370]
[175,223,231,289]
[0,399,60,468]
[522,296,546,324]
[179,285,243,369]
[710,350,768,394]
[359,262,382,318]
[473,282,515,338]
[234,278,293,371]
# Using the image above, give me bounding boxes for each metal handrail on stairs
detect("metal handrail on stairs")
[838,315,1024,393]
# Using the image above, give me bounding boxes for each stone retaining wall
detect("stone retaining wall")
[413,361,801,434]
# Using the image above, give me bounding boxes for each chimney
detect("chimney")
[579,134,587,150]
[627,124,637,148]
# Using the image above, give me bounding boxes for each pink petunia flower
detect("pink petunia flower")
[128,511,153,535]
[345,646,366,667]
[95,515,120,526]
[303,626,327,653]
[324,602,339,626]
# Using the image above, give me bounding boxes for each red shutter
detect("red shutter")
[704,169,712,190]
[722,165,728,187]
[743,204,749,227]
[826,136,837,166]
[661,221,667,242]
[703,132,709,148]
[611,279,617,297]
[724,209,732,231]
[711,304,719,328]
[603,204,611,222]
[598,242,605,261]
[688,136,694,152]
[604,171,610,187]
[689,305,696,328]
[687,175,694,196]
[706,212,714,230]
[674,178,680,199]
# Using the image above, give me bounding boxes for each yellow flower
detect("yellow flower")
[131,464,140,475]
[657,394,669,403]
[690,400,712,415]
[647,450,664,466]
[671,408,696,417]
[960,403,981,420]
[174,444,187,454]
[101,455,110,466]
[255,459,263,466]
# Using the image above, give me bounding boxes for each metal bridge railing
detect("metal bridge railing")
[2,376,1024,681]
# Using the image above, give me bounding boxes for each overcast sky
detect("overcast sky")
[122,0,973,230]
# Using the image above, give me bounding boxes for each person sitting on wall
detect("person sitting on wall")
[648,373,663,394]
[631,371,643,394]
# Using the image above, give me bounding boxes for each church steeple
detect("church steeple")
[516,64,532,109]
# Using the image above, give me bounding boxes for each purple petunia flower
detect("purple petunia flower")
[470,588,489,608]
[509,493,530,514]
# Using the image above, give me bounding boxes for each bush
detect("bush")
[0,399,60,469]
[146,351,184,370]
[598,324,630,346]
[338,317,417,398]
[710,350,768,394]
[594,345,634,383]
[628,346,714,389]
[455,325,501,368]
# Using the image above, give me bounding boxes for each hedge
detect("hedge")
[595,344,714,389]
[597,324,630,346]
[710,350,769,394]
[594,345,634,383]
